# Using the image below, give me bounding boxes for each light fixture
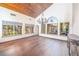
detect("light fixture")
[37,13,48,24]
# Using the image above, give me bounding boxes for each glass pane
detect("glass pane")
[17,25,22,34]
[13,25,22,35]
[2,25,13,37]
[2,25,8,37]
[8,25,13,36]
[47,23,58,34]
[60,22,69,36]
[25,24,34,34]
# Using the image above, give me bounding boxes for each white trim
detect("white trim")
[39,34,67,41]
[0,33,37,43]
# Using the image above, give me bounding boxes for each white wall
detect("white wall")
[35,3,72,40]
[36,3,72,22]
[0,6,35,24]
[0,6,38,42]
[72,3,79,36]
[36,3,72,33]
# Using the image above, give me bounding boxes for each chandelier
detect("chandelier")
[37,13,48,24]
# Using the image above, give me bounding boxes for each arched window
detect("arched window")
[48,16,58,23]
[47,16,58,34]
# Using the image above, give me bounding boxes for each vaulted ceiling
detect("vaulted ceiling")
[0,3,52,18]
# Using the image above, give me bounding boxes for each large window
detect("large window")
[13,25,22,35]
[25,24,34,34]
[3,25,13,37]
[47,23,58,34]
[2,21,22,37]
[60,22,69,36]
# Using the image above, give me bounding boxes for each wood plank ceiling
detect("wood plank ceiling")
[0,3,52,18]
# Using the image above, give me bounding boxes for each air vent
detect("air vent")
[10,13,16,16]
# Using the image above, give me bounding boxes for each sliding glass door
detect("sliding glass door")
[3,25,13,37]
[2,21,22,37]
[60,22,69,36]
[47,23,58,34]
[25,24,34,34]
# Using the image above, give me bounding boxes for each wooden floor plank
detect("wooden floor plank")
[0,36,68,56]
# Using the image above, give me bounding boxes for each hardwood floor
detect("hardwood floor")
[0,35,68,56]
